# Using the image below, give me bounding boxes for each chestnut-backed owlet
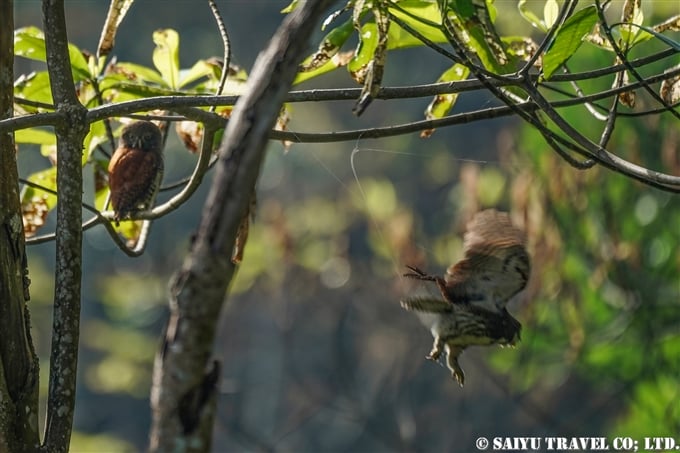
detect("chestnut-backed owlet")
[108,121,164,225]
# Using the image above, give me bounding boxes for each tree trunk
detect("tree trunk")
[0,0,41,450]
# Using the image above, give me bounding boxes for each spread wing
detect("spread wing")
[444,210,530,312]
[400,297,453,314]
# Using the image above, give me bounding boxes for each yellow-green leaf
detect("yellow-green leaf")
[152,29,180,89]
[15,128,56,145]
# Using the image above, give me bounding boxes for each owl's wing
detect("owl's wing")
[444,210,530,312]
[108,147,163,215]
[400,297,453,314]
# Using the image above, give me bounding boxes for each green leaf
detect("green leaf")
[518,0,545,30]
[68,42,91,81]
[15,128,56,145]
[14,26,90,81]
[83,120,109,162]
[280,0,299,13]
[348,21,379,78]
[14,71,53,109]
[152,29,180,89]
[14,26,47,61]
[387,1,448,47]
[179,60,218,88]
[98,80,184,104]
[105,62,166,85]
[422,63,470,136]
[543,0,559,29]
[543,5,598,79]
[632,24,680,49]
[299,19,354,73]
[441,0,509,73]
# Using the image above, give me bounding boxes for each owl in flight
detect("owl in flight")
[401,209,530,386]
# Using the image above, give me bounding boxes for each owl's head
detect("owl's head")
[121,121,163,152]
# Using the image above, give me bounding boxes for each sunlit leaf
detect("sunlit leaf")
[518,0,545,30]
[110,220,145,247]
[280,0,299,13]
[543,5,598,80]
[633,24,680,50]
[421,63,470,138]
[98,79,184,104]
[14,26,90,81]
[299,19,354,72]
[295,50,354,84]
[353,4,389,115]
[83,120,109,162]
[543,0,559,29]
[15,127,55,145]
[152,29,180,89]
[178,59,217,88]
[106,61,166,86]
[441,0,509,73]
[387,1,447,47]
[14,71,53,109]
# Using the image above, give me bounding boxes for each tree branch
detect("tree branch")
[40,0,89,451]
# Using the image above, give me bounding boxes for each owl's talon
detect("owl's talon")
[403,265,435,281]
[451,369,465,387]
[426,352,440,361]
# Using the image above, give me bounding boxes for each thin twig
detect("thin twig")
[208,0,231,110]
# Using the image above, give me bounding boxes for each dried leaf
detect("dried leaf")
[175,121,204,154]
[299,20,353,72]
[274,105,293,152]
[232,193,257,264]
[653,14,680,33]
[22,194,50,238]
[504,36,541,66]
[97,0,135,57]
[620,0,643,48]
[613,58,635,108]
[21,167,58,237]
[660,67,680,105]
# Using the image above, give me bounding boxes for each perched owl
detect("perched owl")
[108,121,164,225]
[401,209,530,386]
